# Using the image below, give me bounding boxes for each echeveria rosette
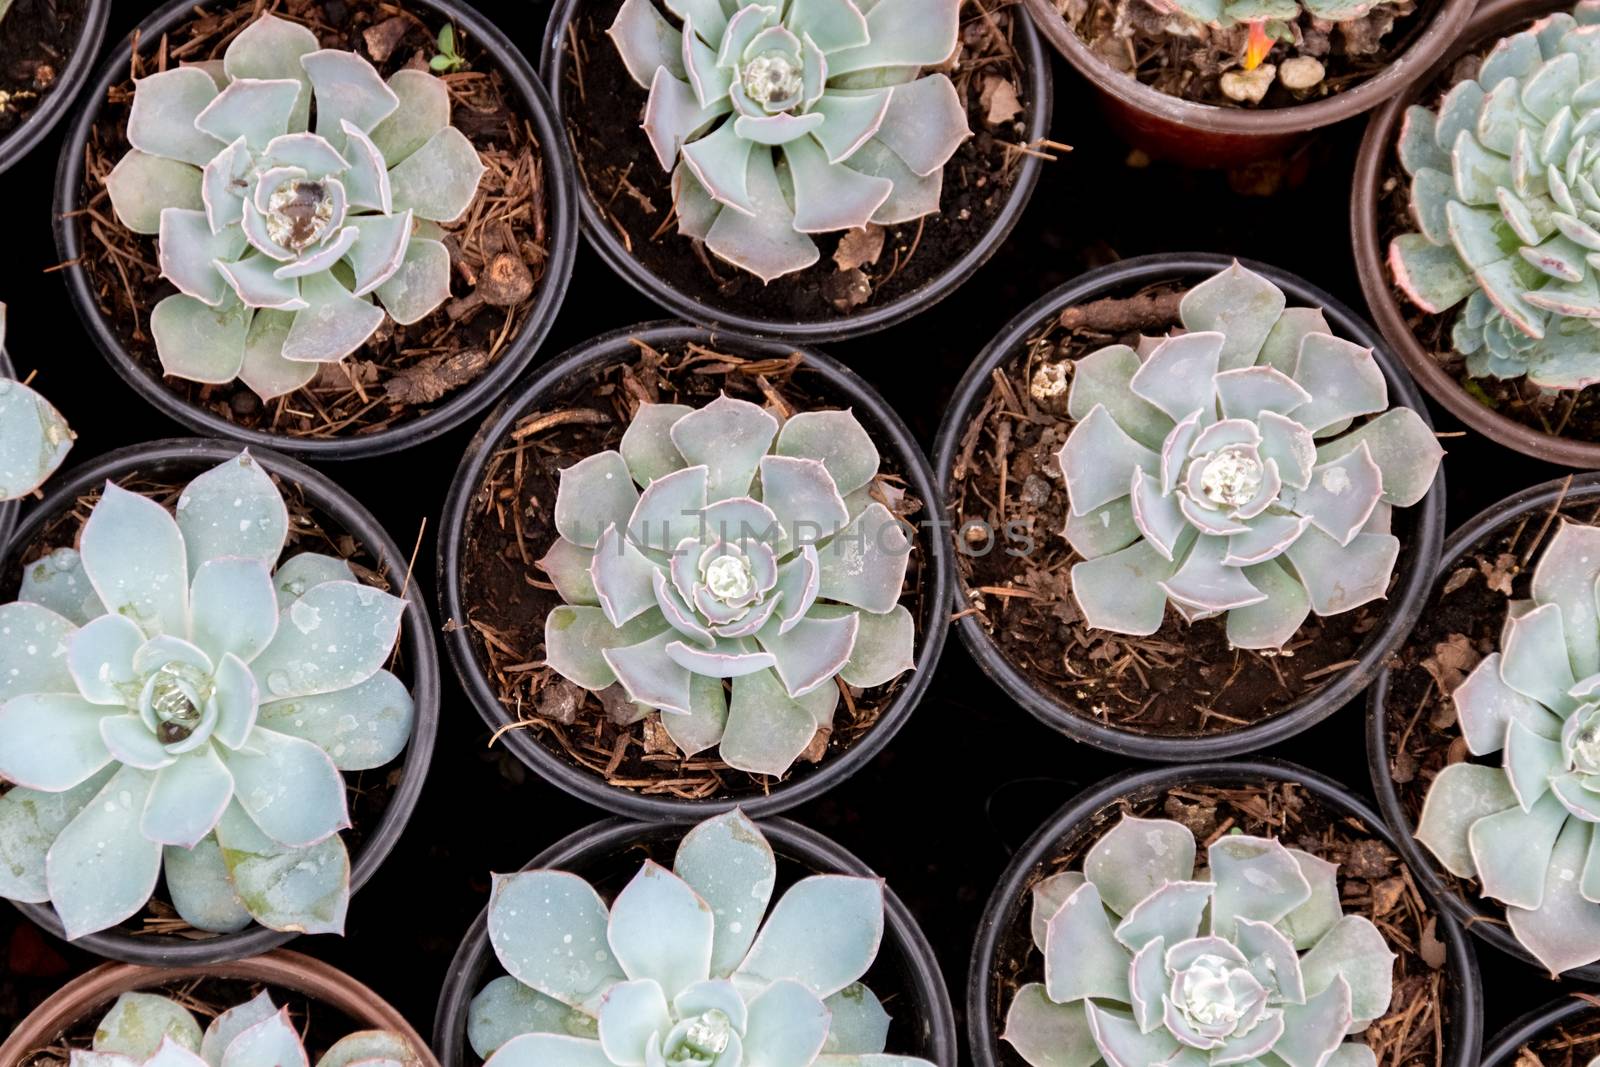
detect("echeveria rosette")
[1004,815,1396,1067]
[79,989,421,1067]
[0,303,73,501]
[607,0,971,282]
[471,809,934,1067]
[1055,263,1444,650]
[1412,520,1600,975]
[105,14,486,400]
[0,452,414,940]
[541,394,915,777]
[1388,2,1600,390]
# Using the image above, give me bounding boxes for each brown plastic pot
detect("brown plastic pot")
[1352,0,1600,467]
[0,949,440,1067]
[1022,0,1473,167]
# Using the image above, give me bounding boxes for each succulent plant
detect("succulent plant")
[607,0,971,282]
[1004,814,1395,1067]
[0,303,73,501]
[105,14,485,400]
[1414,519,1600,975]
[1054,262,1443,650]
[470,809,934,1067]
[541,394,915,777]
[76,989,420,1067]
[1144,0,1402,72]
[0,452,413,940]
[1388,2,1600,390]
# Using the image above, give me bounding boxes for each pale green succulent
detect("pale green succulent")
[0,2,12,25]
[542,395,915,777]
[1415,519,1600,975]
[1054,263,1443,650]
[608,0,971,282]
[1005,815,1395,1067]
[1389,2,1600,390]
[0,303,73,501]
[76,989,420,1067]
[105,13,485,400]
[0,452,413,940]
[470,809,934,1067]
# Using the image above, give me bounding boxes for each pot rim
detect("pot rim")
[1020,0,1474,138]
[966,757,1484,1067]
[1481,994,1600,1065]
[0,0,111,179]
[430,815,958,1067]
[4,436,440,965]
[929,251,1448,760]
[0,948,441,1067]
[1351,0,1600,468]
[435,321,954,821]
[534,0,1053,343]
[1365,471,1600,982]
[49,0,579,462]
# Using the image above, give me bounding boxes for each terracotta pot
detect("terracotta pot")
[0,949,440,1067]
[1351,0,1600,467]
[1022,0,1474,167]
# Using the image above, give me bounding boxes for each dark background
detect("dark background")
[0,0,1560,1059]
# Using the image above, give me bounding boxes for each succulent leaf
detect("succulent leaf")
[1005,814,1394,1067]
[1056,264,1440,650]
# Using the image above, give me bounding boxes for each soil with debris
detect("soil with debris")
[71,0,550,440]
[0,0,85,142]
[0,468,411,941]
[946,281,1412,739]
[456,340,930,803]
[989,780,1453,1067]
[557,0,1045,323]
[1057,0,1434,108]
[14,976,368,1067]
[1509,1004,1600,1066]
[1380,485,1600,920]
[1378,40,1600,446]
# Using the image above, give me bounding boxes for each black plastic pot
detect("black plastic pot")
[968,759,1483,1067]
[536,0,1053,343]
[51,0,578,461]
[432,816,958,1067]
[0,0,109,178]
[932,252,1448,761]
[3,437,441,965]
[1482,995,1600,1065]
[1367,473,1600,983]
[437,321,953,821]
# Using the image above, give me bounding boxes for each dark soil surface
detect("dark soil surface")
[556,0,1045,324]
[1057,0,1435,107]
[1379,484,1600,924]
[70,0,550,441]
[15,976,368,1067]
[990,780,1453,1067]
[947,280,1411,738]
[0,0,84,140]
[1378,22,1600,446]
[0,467,411,942]
[457,339,928,802]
